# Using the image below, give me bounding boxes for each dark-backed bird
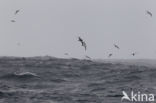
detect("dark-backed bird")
[146,10,152,17]
[11,20,16,22]
[114,44,120,49]
[108,53,113,58]
[15,10,20,15]
[78,37,84,46]
[78,36,87,51]
[131,52,136,56]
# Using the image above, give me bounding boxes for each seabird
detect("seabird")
[11,20,16,22]
[78,37,83,46]
[78,36,87,51]
[15,10,20,15]
[114,44,120,49]
[108,53,113,58]
[131,52,136,56]
[146,10,152,17]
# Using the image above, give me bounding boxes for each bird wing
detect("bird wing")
[77,37,87,51]
[147,11,152,17]
[11,20,16,22]
[83,42,87,51]
[108,54,112,57]
[78,37,82,41]
[114,44,120,49]
[78,37,83,46]
[15,10,20,15]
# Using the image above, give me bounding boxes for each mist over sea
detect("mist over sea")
[0,56,155,103]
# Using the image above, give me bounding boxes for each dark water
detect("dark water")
[0,57,155,103]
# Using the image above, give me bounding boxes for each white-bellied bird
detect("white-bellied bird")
[78,36,87,51]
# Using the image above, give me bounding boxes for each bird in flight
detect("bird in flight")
[114,44,120,49]
[11,20,16,22]
[78,36,87,51]
[15,9,20,15]
[108,53,113,58]
[131,52,137,56]
[146,10,152,17]
[78,37,83,46]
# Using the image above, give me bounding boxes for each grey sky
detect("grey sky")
[0,0,156,59]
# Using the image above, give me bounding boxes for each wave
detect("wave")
[14,72,39,77]
[0,72,39,81]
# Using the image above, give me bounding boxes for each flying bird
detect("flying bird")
[146,10,152,17]
[78,36,87,51]
[11,20,16,22]
[131,52,137,56]
[15,9,20,15]
[114,44,120,49]
[108,53,113,58]
[78,37,83,46]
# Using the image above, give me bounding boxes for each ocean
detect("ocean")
[0,57,155,103]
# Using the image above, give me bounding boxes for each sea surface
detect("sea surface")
[0,57,155,103]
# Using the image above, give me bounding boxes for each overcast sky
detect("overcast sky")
[0,0,156,59]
